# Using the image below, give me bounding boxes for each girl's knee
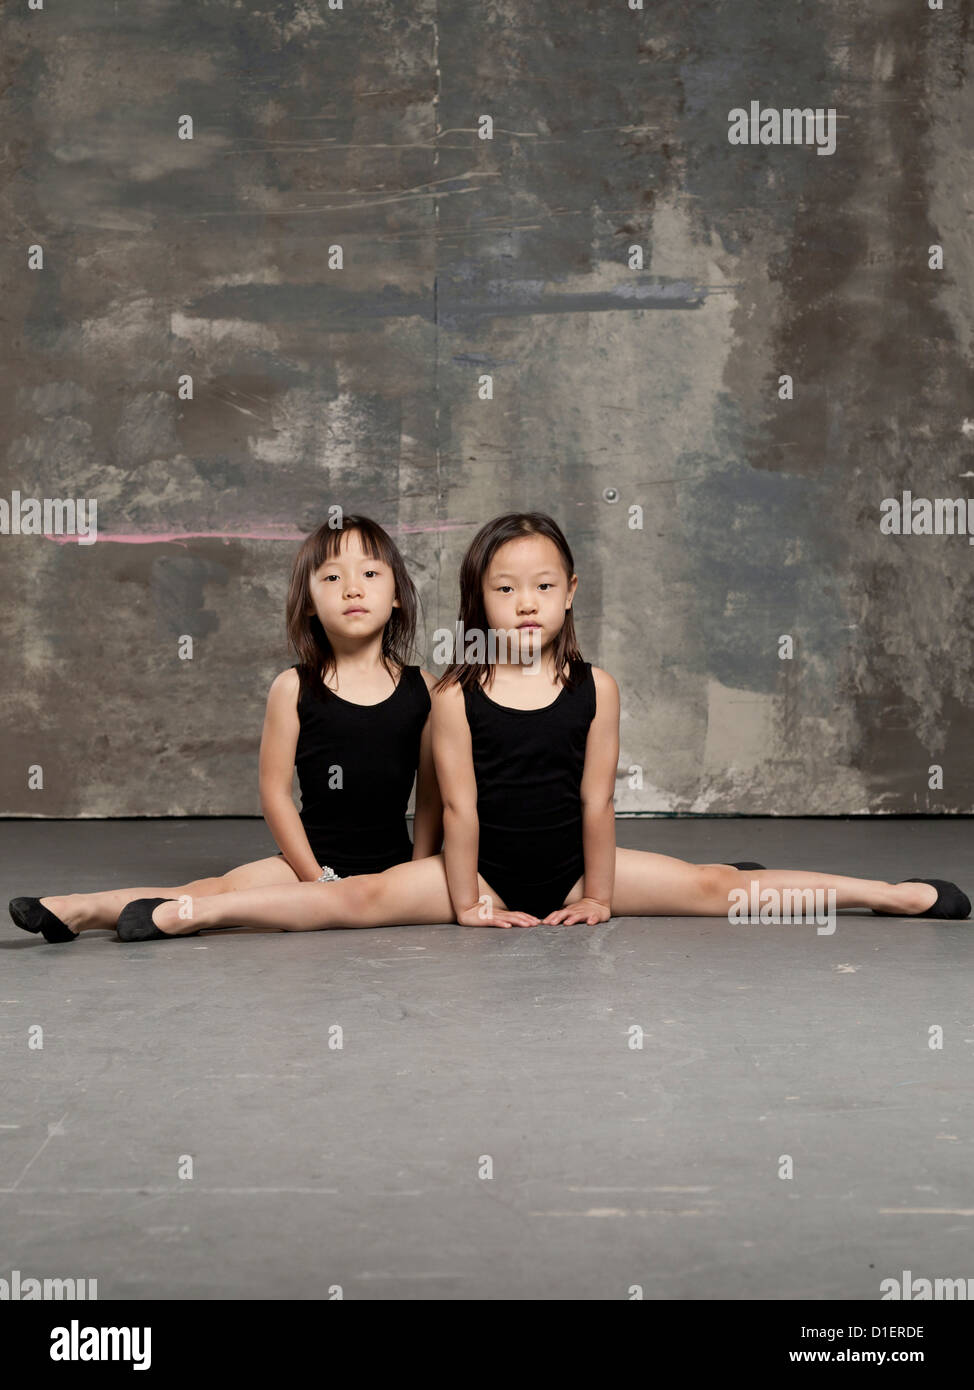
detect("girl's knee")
[335,874,384,920]
[697,863,742,905]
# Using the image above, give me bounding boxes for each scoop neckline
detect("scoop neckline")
[318,664,409,709]
[474,668,575,714]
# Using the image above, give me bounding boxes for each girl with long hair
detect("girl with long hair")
[10,515,442,942]
[430,513,968,928]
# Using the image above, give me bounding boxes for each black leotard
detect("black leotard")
[463,660,597,917]
[294,664,429,877]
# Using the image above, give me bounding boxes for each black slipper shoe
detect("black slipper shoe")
[8,897,78,942]
[116,897,200,941]
[872,879,971,920]
[725,862,767,871]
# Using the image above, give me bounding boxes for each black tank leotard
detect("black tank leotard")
[463,660,597,917]
[294,663,429,877]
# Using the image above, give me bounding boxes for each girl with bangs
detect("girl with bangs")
[431,514,968,927]
[11,516,443,942]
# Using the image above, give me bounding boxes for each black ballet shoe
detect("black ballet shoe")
[725,862,767,872]
[8,897,78,942]
[872,879,971,920]
[116,898,199,941]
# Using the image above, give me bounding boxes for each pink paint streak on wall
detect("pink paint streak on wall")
[43,521,476,544]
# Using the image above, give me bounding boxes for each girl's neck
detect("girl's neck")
[325,634,395,679]
[485,647,566,686]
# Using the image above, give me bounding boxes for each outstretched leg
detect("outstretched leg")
[135,853,499,935]
[561,850,941,917]
[36,856,301,935]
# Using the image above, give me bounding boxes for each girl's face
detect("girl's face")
[307,531,399,644]
[482,534,577,660]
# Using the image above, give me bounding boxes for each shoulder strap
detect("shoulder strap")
[403,663,432,709]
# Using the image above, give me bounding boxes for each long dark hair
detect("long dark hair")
[435,512,583,694]
[286,515,419,699]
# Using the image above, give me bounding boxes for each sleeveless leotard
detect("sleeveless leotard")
[294,663,429,877]
[462,660,597,917]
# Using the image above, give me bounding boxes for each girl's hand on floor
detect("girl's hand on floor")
[456,901,541,929]
[543,897,612,926]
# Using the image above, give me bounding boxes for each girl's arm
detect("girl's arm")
[545,666,619,925]
[258,668,325,883]
[410,670,444,860]
[431,682,538,928]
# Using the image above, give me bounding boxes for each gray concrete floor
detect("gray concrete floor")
[1,817,972,1301]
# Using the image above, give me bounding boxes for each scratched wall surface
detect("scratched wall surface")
[1,1,972,818]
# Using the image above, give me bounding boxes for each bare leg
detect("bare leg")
[39,856,301,934]
[559,850,940,917]
[142,854,502,935]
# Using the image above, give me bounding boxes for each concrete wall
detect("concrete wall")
[2,0,972,817]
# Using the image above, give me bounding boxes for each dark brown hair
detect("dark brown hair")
[435,512,583,694]
[286,515,419,699]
